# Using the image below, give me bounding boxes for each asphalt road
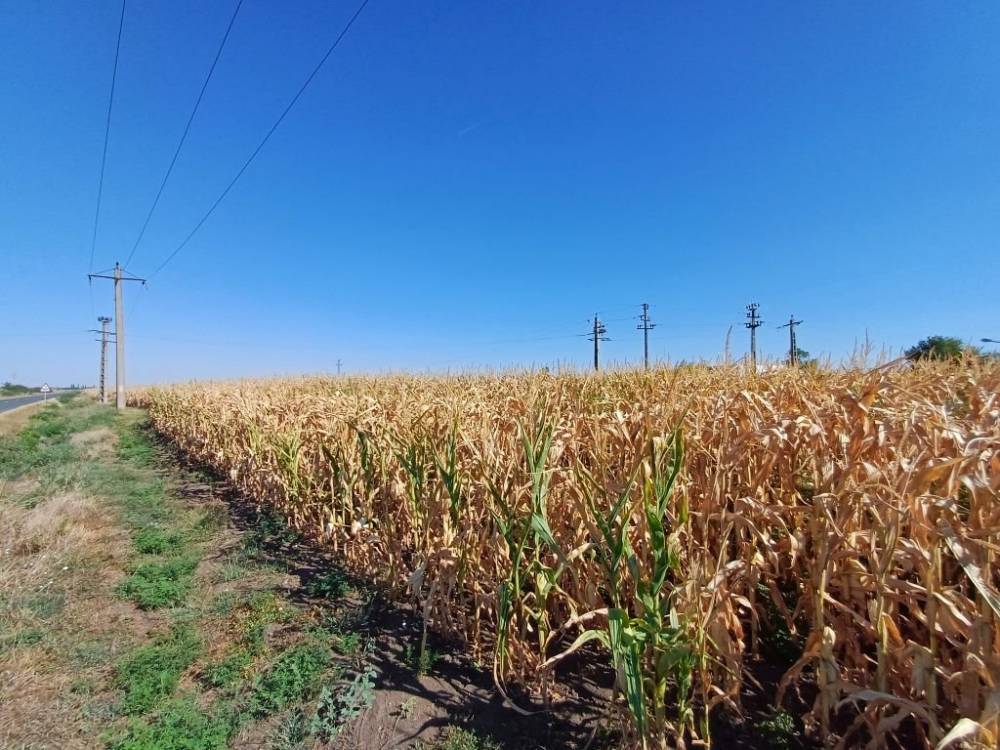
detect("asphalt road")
[0,394,53,413]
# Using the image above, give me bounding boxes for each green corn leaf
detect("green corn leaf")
[529,512,558,550]
[609,609,647,735]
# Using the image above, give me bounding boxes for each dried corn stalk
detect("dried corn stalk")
[131,360,1000,747]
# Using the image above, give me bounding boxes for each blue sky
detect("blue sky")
[1,1,998,385]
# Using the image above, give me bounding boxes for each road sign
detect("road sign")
[41,383,51,400]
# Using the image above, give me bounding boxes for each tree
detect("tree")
[905,336,974,361]
[791,347,816,367]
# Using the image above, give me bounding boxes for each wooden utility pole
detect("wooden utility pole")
[745,303,763,371]
[588,314,609,371]
[636,302,656,370]
[778,315,803,366]
[88,262,145,409]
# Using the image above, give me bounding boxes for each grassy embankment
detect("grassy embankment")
[0,394,500,750]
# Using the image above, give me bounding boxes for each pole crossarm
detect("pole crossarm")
[88,272,146,283]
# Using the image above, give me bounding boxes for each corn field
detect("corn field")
[133,361,1000,748]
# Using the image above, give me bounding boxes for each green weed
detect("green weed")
[243,510,299,556]
[304,569,349,601]
[115,625,201,715]
[0,406,75,479]
[309,665,376,741]
[117,423,157,467]
[106,694,233,750]
[134,527,186,555]
[755,710,798,750]
[118,556,198,610]
[404,641,440,675]
[201,647,255,690]
[270,708,307,750]
[331,630,361,656]
[249,643,330,718]
[432,727,501,750]
[238,591,295,649]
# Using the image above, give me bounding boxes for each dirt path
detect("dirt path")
[0,395,601,750]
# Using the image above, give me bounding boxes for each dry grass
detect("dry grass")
[135,360,1000,748]
[0,443,137,749]
[70,426,118,459]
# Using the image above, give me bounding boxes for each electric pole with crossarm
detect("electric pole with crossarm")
[88,262,146,409]
[588,314,610,371]
[88,317,113,404]
[745,303,763,371]
[778,315,803,366]
[637,303,656,370]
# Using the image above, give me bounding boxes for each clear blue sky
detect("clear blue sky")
[2,1,998,385]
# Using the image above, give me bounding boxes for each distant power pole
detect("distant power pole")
[778,315,803,366]
[588,314,609,371]
[88,262,146,409]
[336,359,342,375]
[89,317,113,404]
[636,303,656,370]
[745,303,763,371]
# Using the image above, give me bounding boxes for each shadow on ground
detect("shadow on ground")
[148,424,612,749]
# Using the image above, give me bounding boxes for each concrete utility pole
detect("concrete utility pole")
[88,262,145,409]
[778,315,803,366]
[89,317,113,404]
[636,303,656,370]
[745,303,763,371]
[588,314,609,371]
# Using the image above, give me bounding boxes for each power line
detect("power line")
[123,0,245,270]
[149,0,372,279]
[88,0,126,273]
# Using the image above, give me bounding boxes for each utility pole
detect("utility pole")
[88,262,145,409]
[336,359,342,376]
[88,317,113,404]
[778,315,803,366]
[588,314,609,371]
[636,303,656,370]
[745,303,763,371]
